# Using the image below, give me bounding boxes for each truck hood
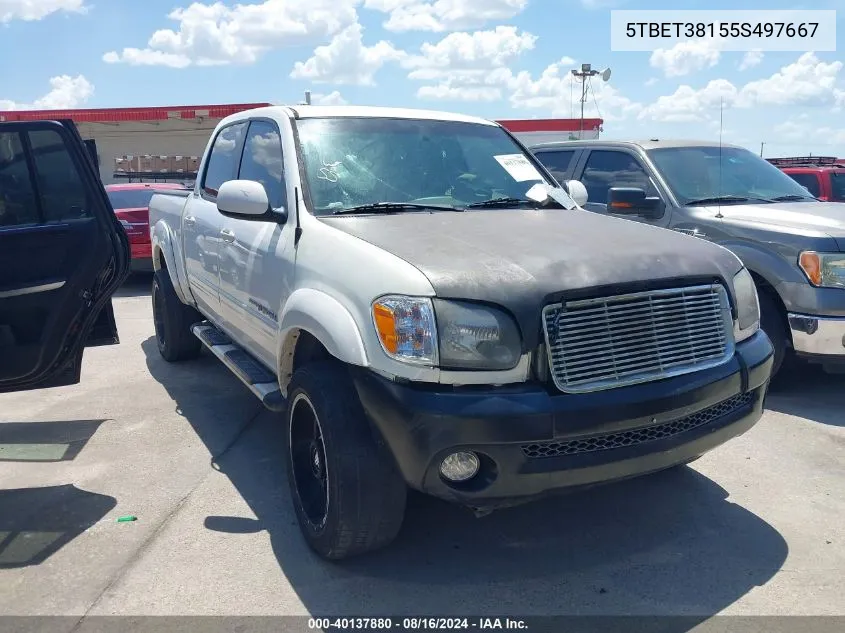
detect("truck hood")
[321,208,744,349]
[714,201,845,247]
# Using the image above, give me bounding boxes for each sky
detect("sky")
[0,0,843,158]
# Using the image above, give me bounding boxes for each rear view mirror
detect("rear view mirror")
[607,187,664,219]
[216,180,286,222]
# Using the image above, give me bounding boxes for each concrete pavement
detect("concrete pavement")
[0,274,843,619]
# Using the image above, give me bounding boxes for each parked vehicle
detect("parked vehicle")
[148,106,773,560]
[106,182,189,272]
[0,120,130,394]
[531,139,845,377]
[767,156,845,203]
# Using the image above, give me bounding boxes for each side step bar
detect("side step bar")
[191,322,286,412]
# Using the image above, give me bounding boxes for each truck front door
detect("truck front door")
[217,118,295,370]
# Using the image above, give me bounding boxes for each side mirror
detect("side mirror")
[607,187,664,219]
[526,182,577,209]
[564,180,588,207]
[216,180,287,222]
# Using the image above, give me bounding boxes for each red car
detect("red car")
[767,156,845,202]
[105,182,189,272]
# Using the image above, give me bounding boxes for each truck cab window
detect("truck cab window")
[534,150,575,183]
[787,173,821,198]
[580,150,655,205]
[202,122,247,197]
[238,121,285,209]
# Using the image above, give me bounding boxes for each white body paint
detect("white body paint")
[149,105,562,394]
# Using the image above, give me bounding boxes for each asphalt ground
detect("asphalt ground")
[0,273,842,624]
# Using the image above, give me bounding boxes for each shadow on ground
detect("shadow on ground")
[0,419,106,462]
[142,336,789,625]
[114,273,153,299]
[766,359,844,427]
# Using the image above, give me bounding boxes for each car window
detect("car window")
[106,189,157,210]
[830,172,845,202]
[648,146,815,205]
[580,150,655,205]
[295,117,551,214]
[29,129,92,222]
[786,172,821,197]
[534,150,576,184]
[238,120,285,209]
[202,122,248,197]
[0,132,39,227]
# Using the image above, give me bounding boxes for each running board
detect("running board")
[191,322,286,412]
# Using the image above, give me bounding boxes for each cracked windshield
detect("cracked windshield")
[295,117,551,214]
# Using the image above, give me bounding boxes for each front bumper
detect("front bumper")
[788,313,845,362]
[352,330,773,509]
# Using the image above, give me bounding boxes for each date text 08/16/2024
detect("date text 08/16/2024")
[308,618,528,631]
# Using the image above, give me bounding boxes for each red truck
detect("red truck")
[105,182,189,272]
[767,156,845,202]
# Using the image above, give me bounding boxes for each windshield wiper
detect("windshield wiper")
[465,197,539,209]
[769,194,815,202]
[685,195,752,206]
[331,202,460,215]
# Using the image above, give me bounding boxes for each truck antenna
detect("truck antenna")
[294,186,303,245]
[716,98,724,219]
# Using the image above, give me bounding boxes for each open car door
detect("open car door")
[0,120,130,394]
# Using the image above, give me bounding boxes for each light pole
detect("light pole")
[571,63,611,138]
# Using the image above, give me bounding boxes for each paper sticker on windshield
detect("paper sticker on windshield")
[494,154,544,182]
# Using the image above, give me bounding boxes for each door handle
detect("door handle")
[184,215,196,227]
[219,228,236,243]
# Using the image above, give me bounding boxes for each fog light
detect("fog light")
[440,451,480,482]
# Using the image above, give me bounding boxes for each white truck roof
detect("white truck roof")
[218,104,500,127]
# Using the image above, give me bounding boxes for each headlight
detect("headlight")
[372,295,438,365]
[371,296,522,370]
[433,299,522,370]
[798,251,845,289]
[732,268,760,343]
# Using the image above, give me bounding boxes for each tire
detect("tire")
[285,361,407,560]
[758,289,788,378]
[152,269,202,362]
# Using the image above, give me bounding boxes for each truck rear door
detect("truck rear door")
[0,120,130,393]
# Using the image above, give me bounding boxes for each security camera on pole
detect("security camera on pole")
[570,63,611,139]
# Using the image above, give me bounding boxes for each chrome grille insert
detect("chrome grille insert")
[542,284,735,393]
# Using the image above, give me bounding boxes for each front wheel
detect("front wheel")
[284,362,407,560]
[758,290,788,377]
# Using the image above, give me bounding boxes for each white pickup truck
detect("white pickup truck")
[148,105,774,560]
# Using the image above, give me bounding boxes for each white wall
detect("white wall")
[78,118,219,184]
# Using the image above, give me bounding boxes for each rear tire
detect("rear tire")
[758,290,788,378]
[152,269,202,362]
[285,361,407,560]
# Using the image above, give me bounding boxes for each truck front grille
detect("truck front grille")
[521,392,754,459]
[542,284,734,393]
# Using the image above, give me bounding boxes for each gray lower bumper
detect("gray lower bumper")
[788,313,845,358]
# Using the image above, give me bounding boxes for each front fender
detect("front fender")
[277,288,369,388]
[714,240,804,290]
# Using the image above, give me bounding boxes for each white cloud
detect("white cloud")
[738,50,763,71]
[312,91,348,105]
[363,0,528,33]
[773,119,845,147]
[639,53,845,123]
[644,77,659,87]
[509,57,641,122]
[0,0,87,23]
[649,39,721,77]
[402,26,536,101]
[102,0,359,67]
[290,23,405,85]
[0,75,94,110]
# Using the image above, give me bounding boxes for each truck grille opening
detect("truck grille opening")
[542,284,734,394]
[521,392,754,459]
